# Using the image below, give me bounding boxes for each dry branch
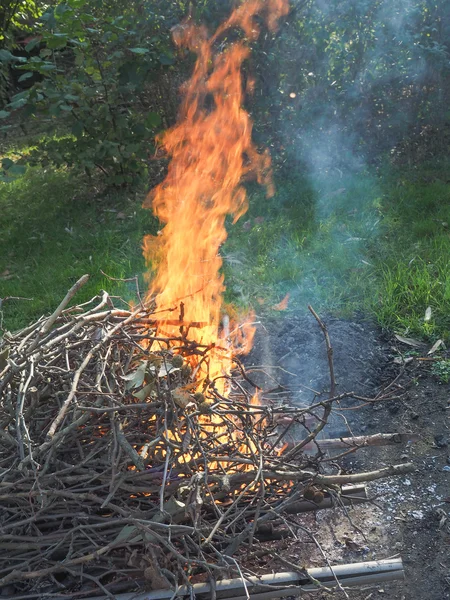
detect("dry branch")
[0,288,413,598]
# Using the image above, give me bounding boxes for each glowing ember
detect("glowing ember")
[143,0,289,394]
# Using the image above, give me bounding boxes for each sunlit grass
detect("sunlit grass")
[223,160,450,340]
[0,165,157,331]
[2,134,450,341]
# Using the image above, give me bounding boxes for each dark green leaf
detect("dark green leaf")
[18,72,34,82]
[55,4,71,16]
[72,121,84,138]
[8,98,27,110]
[145,112,162,128]
[39,63,57,71]
[0,49,14,62]
[40,10,57,29]
[47,35,68,50]
[130,47,149,55]
[0,111,10,119]
[10,91,29,102]
[8,165,27,176]
[25,38,41,52]
[0,50,26,63]
[2,158,14,169]
[159,53,175,66]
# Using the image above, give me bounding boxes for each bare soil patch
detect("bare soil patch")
[247,313,450,599]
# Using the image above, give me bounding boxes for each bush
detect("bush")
[1,0,179,185]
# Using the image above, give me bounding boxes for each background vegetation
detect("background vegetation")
[1,0,449,341]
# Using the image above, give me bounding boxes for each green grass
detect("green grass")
[0,166,157,331]
[369,163,450,340]
[223,170,380,315]
[222,160,450,341]
[2,134,450,342]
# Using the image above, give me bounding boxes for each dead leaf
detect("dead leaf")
[116,212,126,220]
[424,306,432,322]
[0,270,14,280]
[393,356,414,365]
[342,536,361,551]
[144,547,172,590]
[121,361,147,390]
[172,387,193,409]
[133,382,154,401]
[149,363,180,378]
[394,334,424,348]
[182,426,191,452]
[428,339,444,355]
[114,524,142,544]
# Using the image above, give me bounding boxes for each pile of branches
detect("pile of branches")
[0,276,412,598]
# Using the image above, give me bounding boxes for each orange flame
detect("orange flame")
[143,0,289,391]
[272,293,290,311]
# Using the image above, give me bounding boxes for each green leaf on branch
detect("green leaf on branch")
[129,47,149,54]
[55,4,71,16]
[39,63,57,72]
[8,165,27,176]
[159,53,175,65]
[25,38,41,52]
[8,98,27,110]
[2,158,14,169]
[18,72,34,82]
[145,112,162,128]
[0,50,27,63]
[47,35,68,50]
[0,111,10,119]
[40,10,57,28]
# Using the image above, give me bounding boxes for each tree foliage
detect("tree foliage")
[252,0,450,167]
[1,0,182,183]
[1,0,449,183]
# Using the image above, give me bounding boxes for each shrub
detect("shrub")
[1,0,179,185]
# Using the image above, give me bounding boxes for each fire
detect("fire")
[143,0,289,394]
[272,293,290,311]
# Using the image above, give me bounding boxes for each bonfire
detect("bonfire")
[0,0,413,597]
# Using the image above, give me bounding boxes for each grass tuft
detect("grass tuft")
[0,166,157,331]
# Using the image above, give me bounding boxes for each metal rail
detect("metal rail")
[82,558,404,600]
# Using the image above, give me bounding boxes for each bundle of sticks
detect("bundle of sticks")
[0,276,413,598]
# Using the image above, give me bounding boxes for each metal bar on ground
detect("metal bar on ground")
[80,558,404,600]
[302,432,418,451]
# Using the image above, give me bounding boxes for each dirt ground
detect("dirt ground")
[245,312,450,600]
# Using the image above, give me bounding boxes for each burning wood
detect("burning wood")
[0,1,414,597]
[0,282,413,597]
